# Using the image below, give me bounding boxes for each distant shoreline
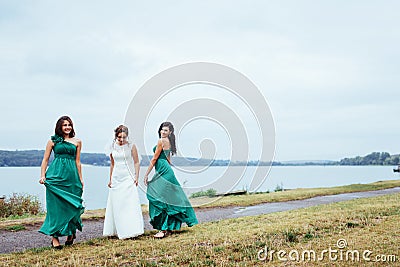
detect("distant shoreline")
[0,150,399,167]
[1,163,398,167]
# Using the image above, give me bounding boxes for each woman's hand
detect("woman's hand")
[39,177,46,184]
[144,175,148,186]
[134,176,139,186]
[108,180,112,188]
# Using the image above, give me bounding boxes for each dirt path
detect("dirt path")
[1,187,400,254]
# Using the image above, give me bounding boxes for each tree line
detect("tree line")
[0,150,110,167]
[338,152,400,166]
[0,150,399,167]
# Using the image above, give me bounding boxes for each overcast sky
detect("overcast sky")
[1,1,399,161]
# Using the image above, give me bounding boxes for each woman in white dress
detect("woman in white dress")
[103,125,144,239]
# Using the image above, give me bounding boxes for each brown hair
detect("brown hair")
[158,122,176,155]
[55,116,75,138]
[114,125,129,139]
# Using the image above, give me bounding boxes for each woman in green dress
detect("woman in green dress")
[144,122,198,238]
[39,116,84,249]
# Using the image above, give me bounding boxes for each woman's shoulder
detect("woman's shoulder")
[128,142,137,149]
[159,138,171,150]
[156,138,164,146]
[158,138,168,144]
[69,137,81,143]
[66,137,81,147]
[46,139,55,147]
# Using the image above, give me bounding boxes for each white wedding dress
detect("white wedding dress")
[103,143,144,239]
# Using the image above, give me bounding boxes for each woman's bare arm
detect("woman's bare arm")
[131,144,140,186]
[75,139,84,189]
[39,140,54,184]
[143,139,163,185]
[108,153,114,188]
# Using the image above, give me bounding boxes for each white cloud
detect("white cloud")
[0,1,399,160]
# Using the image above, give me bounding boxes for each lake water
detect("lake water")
[0,165,398,210]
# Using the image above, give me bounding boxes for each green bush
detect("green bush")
[0,193,41,218]
[189,188,217,198]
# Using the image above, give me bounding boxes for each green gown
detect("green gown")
[147,146,198,230]
[39,135,84,237]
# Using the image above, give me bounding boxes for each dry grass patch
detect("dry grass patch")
[1,192,400,266]
[193,179,400,208]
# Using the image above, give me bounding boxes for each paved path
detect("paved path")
[1,187,400,254]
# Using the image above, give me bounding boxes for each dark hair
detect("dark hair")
[55,116,75,138]
[158,122,176,155]
[114,125,129,139]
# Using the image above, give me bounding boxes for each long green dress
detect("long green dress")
[39,135,84,237]
[147,146,198,230]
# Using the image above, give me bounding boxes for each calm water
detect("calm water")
[0,165,398,210]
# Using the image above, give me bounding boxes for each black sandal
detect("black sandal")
[65,233,76,246]
[51,238,63,250]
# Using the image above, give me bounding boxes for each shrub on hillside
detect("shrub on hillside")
[190,188,217,198]
[0,193,41,218]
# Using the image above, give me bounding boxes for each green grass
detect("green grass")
[0,212,46,221]
[1,179,400,231]
[4,224,25,232]
[189,188,217,198]
[1,192,400,266]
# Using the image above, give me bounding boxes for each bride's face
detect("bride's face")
[116,132,128,145]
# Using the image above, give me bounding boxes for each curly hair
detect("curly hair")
[114,125,129,139]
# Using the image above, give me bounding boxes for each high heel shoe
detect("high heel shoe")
[51,238,63,250]
[65,233,76,246]
[153,230,171,239]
